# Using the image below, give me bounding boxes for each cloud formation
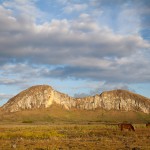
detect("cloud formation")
[0,0,150,101]
[0,93,14,101]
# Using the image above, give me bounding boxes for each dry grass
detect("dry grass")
[0,124,149,150]
[0,106,150,149]
[0,105,150,124]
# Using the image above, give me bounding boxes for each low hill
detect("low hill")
[1,85,150,114]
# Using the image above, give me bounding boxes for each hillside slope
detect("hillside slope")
[0,104,150,124]
[2,85,150,114]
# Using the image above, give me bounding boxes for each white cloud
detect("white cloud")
[0,2,150,84]
[117,7,141,35]
[0,93,14,101]
[0,0,150,99]
[2,0,44,20]
[1,63,45,78]
[64,3,87,13]
[0,78,26,85]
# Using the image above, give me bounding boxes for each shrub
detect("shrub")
[22,120,33,123]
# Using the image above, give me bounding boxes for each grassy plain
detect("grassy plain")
[0,124,150,150]
[0,105,150,149]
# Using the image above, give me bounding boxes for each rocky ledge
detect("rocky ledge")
[2,85,150,113]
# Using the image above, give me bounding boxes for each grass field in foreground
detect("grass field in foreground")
[0,124,149,150]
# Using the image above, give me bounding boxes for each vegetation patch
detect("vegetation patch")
[22,120,34,123]
[0,124,149,150]
[0,104,150,124]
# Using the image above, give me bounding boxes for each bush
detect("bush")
[22,120,33,123]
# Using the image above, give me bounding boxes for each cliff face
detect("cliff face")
[2,85,76,112]
[2,85,150,114]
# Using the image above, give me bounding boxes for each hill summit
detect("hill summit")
[2,85,150,113]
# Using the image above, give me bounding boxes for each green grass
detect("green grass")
[0,104,150,124]
[22,120,34,123]
[0,105,150,124]
[0,127,64,140]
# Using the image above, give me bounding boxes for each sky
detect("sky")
[0,0,150,106]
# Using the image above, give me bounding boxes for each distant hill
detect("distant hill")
[1,85,150,114]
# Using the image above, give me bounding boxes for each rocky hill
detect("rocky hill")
[2,85,150,114]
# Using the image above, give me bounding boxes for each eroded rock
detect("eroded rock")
[2,85,150,113]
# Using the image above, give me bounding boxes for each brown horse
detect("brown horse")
[118,123,135,131]
[146,123,150,127]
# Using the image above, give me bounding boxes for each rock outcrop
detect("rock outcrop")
[2,85,150,113]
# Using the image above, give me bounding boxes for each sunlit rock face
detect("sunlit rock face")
[2,85,74,112]
[2,85,150,114]
[75,90,150,114]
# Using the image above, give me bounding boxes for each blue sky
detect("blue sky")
[0,0,150,106]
